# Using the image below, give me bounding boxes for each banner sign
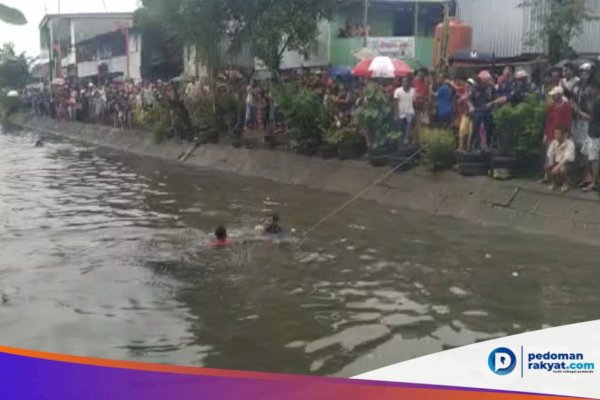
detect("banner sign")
[368,37,415,59]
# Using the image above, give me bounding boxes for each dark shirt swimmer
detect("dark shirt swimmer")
[210,226,231,248]
[264,212,284,235]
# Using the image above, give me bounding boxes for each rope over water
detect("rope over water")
[299,146,426,246]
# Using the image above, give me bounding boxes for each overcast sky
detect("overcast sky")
[0,0,138,56]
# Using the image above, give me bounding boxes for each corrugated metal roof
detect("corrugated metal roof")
[456,0,528,57]
[457,0,599,57]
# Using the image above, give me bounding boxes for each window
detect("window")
[416,2,445,37]
[393,3,415,37]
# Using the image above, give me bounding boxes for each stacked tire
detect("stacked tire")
[456,152,490,176]
[317,144,337,159]
[368,145,420,171]
[389,145,420,172]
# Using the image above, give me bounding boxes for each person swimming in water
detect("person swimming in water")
[34,139,44,147]
[264,212,283,235]
[210,226,231,247]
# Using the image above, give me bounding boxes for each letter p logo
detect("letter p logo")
[489,348,517,375]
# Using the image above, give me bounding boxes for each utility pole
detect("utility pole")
[58,0,61,14]
[363,0,369,47]
[437,2,451,77]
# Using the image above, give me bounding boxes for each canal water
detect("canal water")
[1,129,599,376]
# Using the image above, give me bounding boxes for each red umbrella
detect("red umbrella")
[353,56,413,78]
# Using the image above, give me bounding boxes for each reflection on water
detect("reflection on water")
[1,130,600,376]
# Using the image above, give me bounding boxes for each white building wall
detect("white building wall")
[78,56,127,78]
[256,20,331,71]
[128,33,142,81]
[76,32,142,81]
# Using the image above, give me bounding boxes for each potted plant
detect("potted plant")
[492,95,546,176]
[420,128,457,172]
[325,126,367,160]
[276,85,325,155]
[355,83,395,152]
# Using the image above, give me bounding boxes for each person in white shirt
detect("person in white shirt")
[545,127,576,192]
[393,76,416,146]
[560,62,580,98]
[245,80,259,130]
[185,78,196,98]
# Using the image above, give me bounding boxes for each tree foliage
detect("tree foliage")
[0,43,30,89]
[134,0,184,79]
[0,3,26,25]
[135,0,334,77]
[227,0,335,76]
[521,0,599,62]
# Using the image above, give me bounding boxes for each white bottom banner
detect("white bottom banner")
[354,321,600,398]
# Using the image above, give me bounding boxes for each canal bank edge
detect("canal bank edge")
[9,113,600,246]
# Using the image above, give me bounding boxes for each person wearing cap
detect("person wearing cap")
[469,71,495,150]
[496,66,515,98]
[573,63,598,191]
[511,70,530,104]
[544,86,573,146]
[545,126,576,193]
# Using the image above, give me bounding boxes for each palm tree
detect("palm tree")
[0,4,26,25]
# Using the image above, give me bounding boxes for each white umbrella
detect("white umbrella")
[353,56,413,79]
[7,90,19,97]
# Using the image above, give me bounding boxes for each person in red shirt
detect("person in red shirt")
[540,87,573,183]
[210,226,231,248]
[544,87,573,145]
[413,68,431,134]
[413,68,429,99]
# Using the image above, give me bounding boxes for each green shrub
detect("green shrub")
[325,126,365,147]
[420,128,456,170]
[355,83,394,149]
[0,95,21,119]
[493,95,546,155]
[276,84,326,144]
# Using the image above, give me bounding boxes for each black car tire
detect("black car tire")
[458,162,489,176]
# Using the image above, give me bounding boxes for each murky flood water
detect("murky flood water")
[1,129,600,376]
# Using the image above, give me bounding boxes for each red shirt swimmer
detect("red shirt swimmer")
[210,226,231,248]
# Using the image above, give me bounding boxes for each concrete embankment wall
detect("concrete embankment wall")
[10,114,600,245]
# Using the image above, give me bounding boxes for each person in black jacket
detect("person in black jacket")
[264,212,283,235]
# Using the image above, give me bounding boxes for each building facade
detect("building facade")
[183,0,451,78]
[39,13,142,82]
[330,0,452,68]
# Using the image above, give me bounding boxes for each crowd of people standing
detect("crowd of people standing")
[24,58,600,192]
[243,62,600,192]
[27,78,192,134]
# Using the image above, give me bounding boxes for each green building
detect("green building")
[330,0,453,68]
